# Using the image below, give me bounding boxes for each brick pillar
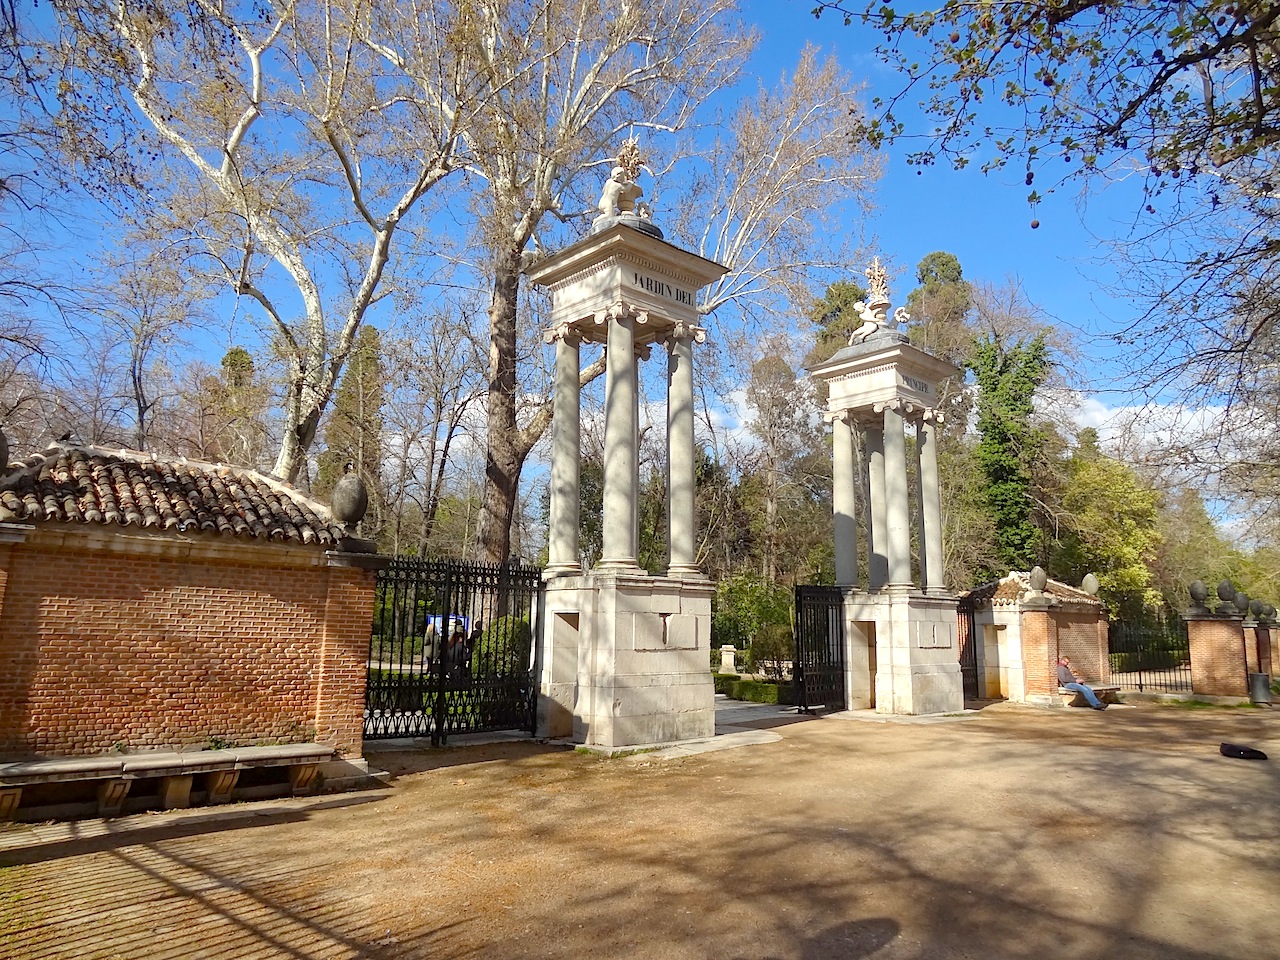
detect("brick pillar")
[315,563,379,757]
[1097,611,1112,683]
[1184,614,1248,698]
[1020,601,1058,698]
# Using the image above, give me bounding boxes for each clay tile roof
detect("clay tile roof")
[0,444,344,548]
[961,571,1101,606]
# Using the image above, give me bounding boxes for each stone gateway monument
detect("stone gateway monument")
[528,140,728,749]
[809,260,965,715]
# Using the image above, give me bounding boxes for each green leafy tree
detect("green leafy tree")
[968,332,1051,575]
[1050,440,1162,610]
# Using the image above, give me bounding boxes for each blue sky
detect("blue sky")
[741,1,1149,406]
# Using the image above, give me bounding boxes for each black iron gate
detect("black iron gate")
[794,586,847,713]
[1108,612,1192,693]
[366,557,542,744]
[957,594,979,700]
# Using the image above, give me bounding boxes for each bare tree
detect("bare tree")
[446,0,747,563]
[50,0,484,481]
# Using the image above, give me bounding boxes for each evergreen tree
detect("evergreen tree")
[316,326,385,527]
[968,332,1051,575]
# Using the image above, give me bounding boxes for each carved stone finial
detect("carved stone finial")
[592,138,662,238]
[1028,565,1048,594]
[865,256,890,303]
[1081,573,1100,597]
[616,136,644,183]
[847,256,907,344]
[331,462,369,533]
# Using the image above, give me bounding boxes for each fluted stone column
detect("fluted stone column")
[919,416,946,592]
[865,420,889,589]
[831,411,859,587]
[667,326,700,577]
[545,326,582,576]
[600,307,640,569]
[882,404,912,588]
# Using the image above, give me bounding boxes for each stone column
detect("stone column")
[919,415,946,593]
[865,420,888,589]
[831,411,859,588]
[882,404,912,588]
[666,324,701,578]
[599,305,640,570]
[545,325,582,576]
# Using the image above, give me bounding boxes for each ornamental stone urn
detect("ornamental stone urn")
[331,464,369,533]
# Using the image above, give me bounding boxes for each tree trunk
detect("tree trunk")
[477,244,524,563]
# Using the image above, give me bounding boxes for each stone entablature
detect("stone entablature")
[526,223,725,346]
[818,340,955,419]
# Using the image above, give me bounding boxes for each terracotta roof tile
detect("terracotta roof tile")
[961,571,1101,606]
[0,445,344,548]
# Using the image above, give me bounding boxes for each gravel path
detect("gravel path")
[2,700,1277,959]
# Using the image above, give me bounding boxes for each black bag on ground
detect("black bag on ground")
[1220,742,1269,760]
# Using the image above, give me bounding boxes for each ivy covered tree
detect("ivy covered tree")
[968,331,1051,575]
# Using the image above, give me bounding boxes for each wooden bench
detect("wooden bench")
[0,743,333,820]
[1058,684,1121,707]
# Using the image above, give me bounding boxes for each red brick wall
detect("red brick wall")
[1057,609,1108,682]
[1187,617,1248,697]
[1020,608,1057,697]
[0,538,374,758]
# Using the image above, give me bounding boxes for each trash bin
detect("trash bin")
[1248,672,1272,704]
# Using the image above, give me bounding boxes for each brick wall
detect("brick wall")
[1020,608,1057,697]
[0,534,375,758]
[1186,616,1249,697]
[1057,609,1108,682]
[1019,602,1108,698]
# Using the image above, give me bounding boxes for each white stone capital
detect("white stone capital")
[543,322,584,346]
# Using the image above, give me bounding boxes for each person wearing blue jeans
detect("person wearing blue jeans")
[1057,656,1107,710]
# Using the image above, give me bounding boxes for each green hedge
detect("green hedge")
[712,673,740,695]
[1109,649,1182,673]
[720,678,797,706]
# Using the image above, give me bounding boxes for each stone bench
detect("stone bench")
[0,743,333,820]
[1058,684,1121,708]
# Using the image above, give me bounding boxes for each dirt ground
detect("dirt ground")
[2,700,1278,960]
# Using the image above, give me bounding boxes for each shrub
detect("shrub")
[750,623,794,681]
[712,673,740,695]
[475,616,533,677]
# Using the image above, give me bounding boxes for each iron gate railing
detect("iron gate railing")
[1108,613,1192,693]
[366,557,542,744]
[794,586,847,713]
[957,594,980,700]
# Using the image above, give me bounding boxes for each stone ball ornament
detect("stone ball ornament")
[1188,580,1209,605]
[331,463,369,530]
[1250,598,1264,618]
[1234,591,1249,617]
[1081,573,1100,596]
[1265,603,1277,620]
[1217,579,1236,603]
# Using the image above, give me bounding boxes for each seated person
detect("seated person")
[1056,656,1107,710]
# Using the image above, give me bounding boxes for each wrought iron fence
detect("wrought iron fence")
[794,585,847,713]
[1108,613,1192,693]
[957,595,980,700]
[366,557,543,744]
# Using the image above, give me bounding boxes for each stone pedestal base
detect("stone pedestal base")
[539,572,715,748]
[844,589,964,715]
